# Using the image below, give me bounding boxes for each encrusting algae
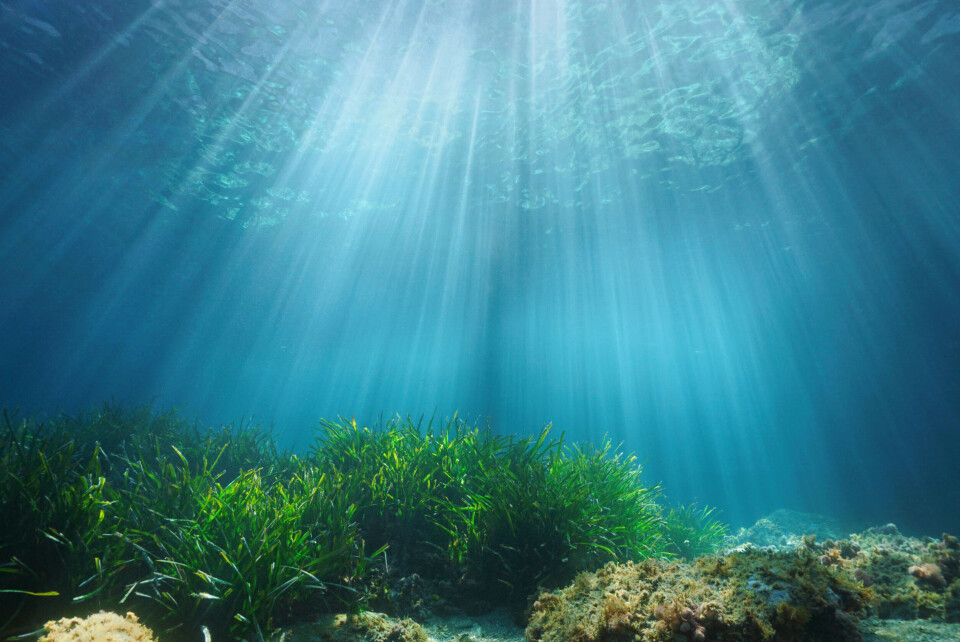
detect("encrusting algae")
[40,611,157,642]
[274,612,428,642]
[802,526,960,623]
[526,548,868,642]
[526,519,960,642]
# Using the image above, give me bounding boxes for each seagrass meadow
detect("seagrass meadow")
[0,402,727,639]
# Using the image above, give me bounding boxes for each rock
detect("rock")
[733,509,846,549]
[274,612,427,642]
[526,549,868,642]
[40,611,157,642]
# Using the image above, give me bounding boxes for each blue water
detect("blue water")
[1,0,958,535]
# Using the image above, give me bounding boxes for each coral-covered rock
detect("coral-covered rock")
[40,611,156,642]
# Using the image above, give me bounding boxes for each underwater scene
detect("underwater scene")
[1,0,959,639]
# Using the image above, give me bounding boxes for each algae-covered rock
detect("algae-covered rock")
[40,611,157,642]
[526,549,868,641]
[733,509,846,550]
[275,612,427,641]
[731,515,960,624]
[804,529,960,622]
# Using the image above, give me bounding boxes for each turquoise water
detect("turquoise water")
[1,0,958,534]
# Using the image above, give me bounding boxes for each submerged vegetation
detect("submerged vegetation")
[660,503,729,560]
[0,402,726,640]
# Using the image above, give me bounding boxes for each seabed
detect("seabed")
[35,510,960,642]
[4,405,958,641]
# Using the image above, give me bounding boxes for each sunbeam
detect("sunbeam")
[2,0,959,539]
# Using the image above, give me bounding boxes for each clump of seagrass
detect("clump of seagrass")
[660,503,728,559]
[313,416,666,603]
[2,402,726,639]
[1,403,366,640]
